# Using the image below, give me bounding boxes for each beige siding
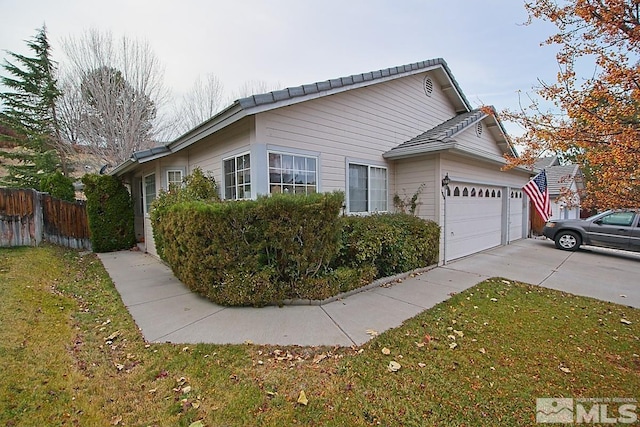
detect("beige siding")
[454,120,504,158]
[185,117,253,179]
[391,156,438,220]
[256,71,456,193]
[440,154,529,188]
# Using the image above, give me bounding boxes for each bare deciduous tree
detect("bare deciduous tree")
[173,73,225,135]
[58,29,169,165]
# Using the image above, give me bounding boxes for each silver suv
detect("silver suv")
[542,209,640,252]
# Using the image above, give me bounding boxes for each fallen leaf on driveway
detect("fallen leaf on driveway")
[366,329,379,337]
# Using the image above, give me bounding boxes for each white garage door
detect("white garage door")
[509,189,524,242]
[445,185,503,260]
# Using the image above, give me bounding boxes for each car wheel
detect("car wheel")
[554,230,581,251]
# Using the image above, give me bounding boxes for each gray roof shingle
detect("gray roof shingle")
[386,109,485,153]
[237,58,470,111]
[545,164,581,194]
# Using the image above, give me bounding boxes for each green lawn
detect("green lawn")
[1,245,638,426]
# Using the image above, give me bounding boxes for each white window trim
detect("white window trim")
[346,161,388,215]
[267,150,319,195]
[143,172,156,216]
[223,151,251,200]
[163,167,186,191]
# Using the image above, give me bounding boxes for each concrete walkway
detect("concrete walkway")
[97,239,640,347]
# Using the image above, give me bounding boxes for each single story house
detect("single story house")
[111,58,532,264]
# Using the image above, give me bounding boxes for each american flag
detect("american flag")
[523,170,552,222]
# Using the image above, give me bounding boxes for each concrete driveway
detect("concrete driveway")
[446,238,639,309]
[98,238,639,347]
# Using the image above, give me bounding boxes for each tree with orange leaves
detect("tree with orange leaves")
[500,0,640,210]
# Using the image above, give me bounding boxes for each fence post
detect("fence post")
[34,190,43,246]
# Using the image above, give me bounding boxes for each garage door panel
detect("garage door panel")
[446,185,503,260]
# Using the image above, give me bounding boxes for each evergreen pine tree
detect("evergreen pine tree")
[0,25,66,190]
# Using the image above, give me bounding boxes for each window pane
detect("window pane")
[144,174,156,213]
[370,166,387,212]
[268,153,317,195]
[349,164,368,212]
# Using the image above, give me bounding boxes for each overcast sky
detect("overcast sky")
[1,0,562,135]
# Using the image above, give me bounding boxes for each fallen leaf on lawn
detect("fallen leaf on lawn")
[115,363,124,371]
[448,335,456,340]
[313,353,327,364]
[148,388,157,394]
[189,421,204,427]
[191,400,201,409]
[560,366,571,373]
[381,347,391,355]
[182,346,189,352]
[453,330,464,337]
[415,342,425,348]
[297,390,309,406]
[266,391,278,397]
[490,298,498,302]
[423,334,432,343]
[501,280,511,285]
[387,361,401,372]
[479,348,486,354]
[449,342,458,349]
[418,362,426,368]
[111,415,122,425]
[366,329,379,337]
[182,385,192,394]
[105,331,121,341]
[621,318,632,325]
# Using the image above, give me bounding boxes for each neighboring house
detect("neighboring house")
[535,156,583,220]
[111,58,532,263]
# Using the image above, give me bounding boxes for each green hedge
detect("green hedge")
[158,192,351,306]
[153,191,440,307]
[336,213,440,278]
[82,174,136,253]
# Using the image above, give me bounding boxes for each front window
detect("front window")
[224,153,251,200]
[144,173,156,214]
[167,170,183,191]
[348,163,387,213]
[269,152,317,194]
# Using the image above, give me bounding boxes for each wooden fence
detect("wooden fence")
[0,188,91,250]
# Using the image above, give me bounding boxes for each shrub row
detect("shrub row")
[154,192,440,307]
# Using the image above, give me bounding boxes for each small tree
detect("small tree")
[0,25,69,188]
[40,171,75,201]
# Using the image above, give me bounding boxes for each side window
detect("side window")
[224,153,251,200]
[600,212,635,226]
[143,173,156,215]
[167,169,183,191]
[268,152,317,195]
[348,163,387,213]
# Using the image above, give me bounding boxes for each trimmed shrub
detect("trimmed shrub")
[40,171,75,202]
[157,192,345,306]
[337,213,440,277]
[150,167,219,260]
[82,174,136,252]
